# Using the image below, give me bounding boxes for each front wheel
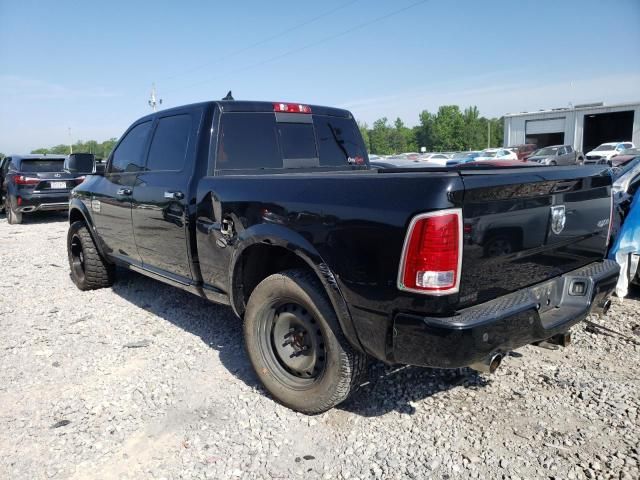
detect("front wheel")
[67,221,115,290]
[243,269,367,414]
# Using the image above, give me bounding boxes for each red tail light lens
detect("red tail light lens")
[74,176,86,185]
[398,209,463,294]
[14,175,40,186]
[273,103,312,114]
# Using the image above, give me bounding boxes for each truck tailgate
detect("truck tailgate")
[458,166,612,307]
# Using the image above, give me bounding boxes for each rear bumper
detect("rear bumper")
[15,193,70,212]
[391,260,620,368]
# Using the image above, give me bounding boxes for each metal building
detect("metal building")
[503,101,640,153]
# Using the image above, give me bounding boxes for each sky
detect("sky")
[1,0,639,153]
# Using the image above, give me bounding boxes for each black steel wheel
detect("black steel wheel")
[244,268,367,414]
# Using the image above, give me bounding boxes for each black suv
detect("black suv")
[0,154,86,224]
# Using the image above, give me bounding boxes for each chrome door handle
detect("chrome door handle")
[164,191,184,200]
[117,188,132,196]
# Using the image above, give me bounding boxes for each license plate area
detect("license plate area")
[49,181,67,189]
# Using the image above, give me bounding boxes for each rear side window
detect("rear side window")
[314,116,366,166]
[217,113,280,169]
[109,121,152,174]
[20,160,64,173]
[146,114,191,172]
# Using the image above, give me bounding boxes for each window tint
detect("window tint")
[566,146,573,153]
[146,115,191,171]
[277,123,318,159]
[20,160,65,173]
[558,147,566,155]
[313,115,366,166]
[109,121,152,174]
[217,113,280,169]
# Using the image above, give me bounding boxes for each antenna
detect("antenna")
[148,83,163,112]
[68,127,73,154]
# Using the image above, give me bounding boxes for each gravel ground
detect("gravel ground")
[0,213,639,480]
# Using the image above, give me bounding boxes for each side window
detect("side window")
[217,113,280,170]
[108,121,152,174]
[558,147,566,155]
[566,146,573,153]
[146,114,191,172]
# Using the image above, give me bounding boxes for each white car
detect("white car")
[585,141,635,164]
[419,153,450,165]
[474,148,518,162]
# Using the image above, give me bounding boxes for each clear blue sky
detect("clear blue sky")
[1,0,639,152]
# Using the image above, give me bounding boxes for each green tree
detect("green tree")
[462,106,484,150]
[432,105,465,151]
[369,117,393,155]
[415,110,435,151]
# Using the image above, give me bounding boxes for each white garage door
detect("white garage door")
[526,118,565,134]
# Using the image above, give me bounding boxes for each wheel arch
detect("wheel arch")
[228,224,364,353]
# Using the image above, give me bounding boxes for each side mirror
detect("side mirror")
[94,162,106,175]
[65,153,96,174]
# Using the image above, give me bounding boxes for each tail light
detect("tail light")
[273,103,312,114]
[397,209,463,295]
[14,175,40,186]
[74,176,86,185]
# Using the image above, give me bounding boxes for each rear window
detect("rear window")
[19,160,64,173]
[216,112,366,171]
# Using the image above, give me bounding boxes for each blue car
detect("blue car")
[447,151,481,166]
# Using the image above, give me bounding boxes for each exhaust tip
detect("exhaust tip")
[601,299,612,315]
[470,353,503,374]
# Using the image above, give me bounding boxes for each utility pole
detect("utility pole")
[148,83,163,112]
[68,127,73,154]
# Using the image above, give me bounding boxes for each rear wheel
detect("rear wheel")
[243,268,367,414]
[67,221,114,290]
[6,199,23,225]
[549,161,557,166]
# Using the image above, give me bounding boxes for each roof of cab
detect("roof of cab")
[135,100,352,124]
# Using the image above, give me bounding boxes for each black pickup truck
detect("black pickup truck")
[67,100,619,413]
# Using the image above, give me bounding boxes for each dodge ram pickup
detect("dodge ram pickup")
[67,100,619,413]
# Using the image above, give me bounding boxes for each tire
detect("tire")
[67,221,115,290]
[549,161,557,166]
[7,199,23,225]
[484,235,515,258]
[243,268,367,414]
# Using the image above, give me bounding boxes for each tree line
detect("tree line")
[359,105,504,155]
[30,138,118,159]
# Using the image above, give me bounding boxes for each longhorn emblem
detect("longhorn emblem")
[550,205,566,235]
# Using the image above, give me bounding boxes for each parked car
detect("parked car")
[419,152,450,165]
[609,156,640,293]
[446,151,481,165]
[370,158,442,169]
[527,145,584,166]
[585,142,635,165]
[474,148,518,161]
[610,147,640,168]
[0,154,87,224]
[67,99,618,413]
[507,144,537,161]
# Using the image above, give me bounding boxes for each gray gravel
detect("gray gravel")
[1,213,639,480]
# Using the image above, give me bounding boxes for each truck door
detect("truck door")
[131,111,196,281]
[93,121,152,264]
